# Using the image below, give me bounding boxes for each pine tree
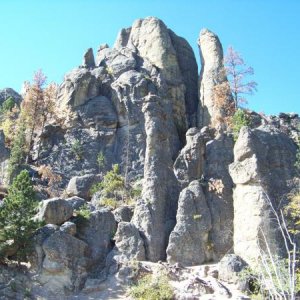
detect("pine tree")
[7,123,27,181]
[0,170,40,262]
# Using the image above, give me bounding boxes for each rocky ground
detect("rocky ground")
[0,16,299,299]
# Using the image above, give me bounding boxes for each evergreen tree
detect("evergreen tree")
[0,170,40,262]
[7,123,27,181]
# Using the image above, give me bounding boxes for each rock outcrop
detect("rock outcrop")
[0,16,299,300]
[198,29,233,128]
[167,180,212,265]
[132,95,180,261]
[0,88,22,106]
[229,126,298,266]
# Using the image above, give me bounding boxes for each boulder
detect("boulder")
[167,180,212,266]
[114,222,145,261]
[76,208,117,268]
[37,198,73,225]
[60,221,77,236]
[66,174,101,199]
[40,231,90,293]
[65,196,86,210]
[113,205,134,223]
[30,224,59,272]
[218,254,248,284]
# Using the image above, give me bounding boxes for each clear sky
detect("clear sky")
[0,0,299,115]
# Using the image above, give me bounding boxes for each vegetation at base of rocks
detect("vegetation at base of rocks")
[231,109,250,141]
[74,203,91,220]
[74,204,92,226]
[71,139,84,160]
[247,192,299,300]
[90,164,142,208]
[0,170,41,263]
[129,273,174,300]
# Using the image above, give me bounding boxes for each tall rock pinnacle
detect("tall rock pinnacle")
[198,29,233,128]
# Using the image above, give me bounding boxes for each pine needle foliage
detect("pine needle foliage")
[0,170,41,262]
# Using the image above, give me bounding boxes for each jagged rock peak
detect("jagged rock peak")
[198,28,233,128]
[114,16,199,127]
[82,48,95,68]
[0,88,22,106]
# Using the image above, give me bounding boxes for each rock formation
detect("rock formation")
[0,16,299,300]
[229,126,298,267]
[198,29,233,128]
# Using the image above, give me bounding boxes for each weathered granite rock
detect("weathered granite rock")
[114,16,198,131]
[60,221,77,236]
[37,198,73,225]
[66,174,101,199]
[174,127,211,188]
[218,254,248,284]
[132,95,180,261]
[0,88,22,106]
[76,208,117,268]
[198,29,233,128]
[82,48,95,68]
[169,29,199,126]
[229,126,298,266]
[203,133,234,260]
[65,196,86,210]
[40,231,90,294]
[30,224,59,272]
[167,180,212,266]
[114,222,145,261]
[113,206,134,223]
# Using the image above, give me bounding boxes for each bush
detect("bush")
[0,170,41,262]
[71,139,84,160]
[295,140,300,172]
[130,273,174,300]
[231,109,250,141]
[90,164,141,208]
[0,97,15,114]
[97,151,106,171]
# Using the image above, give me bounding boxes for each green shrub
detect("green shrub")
[71,139,84,160]
[231,109,250,141]
[0,170,41,262]
[130,273,174,300]
[90,164,141,208]
[74,203,91,226]
[97,150,106,171]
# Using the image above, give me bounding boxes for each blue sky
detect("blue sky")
[0,0,299,114]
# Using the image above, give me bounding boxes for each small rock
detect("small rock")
[60,221,77,236]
